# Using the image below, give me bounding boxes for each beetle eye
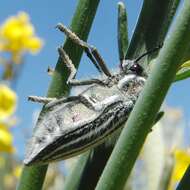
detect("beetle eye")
[129,63,143,75]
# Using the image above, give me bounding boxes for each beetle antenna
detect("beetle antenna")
[135,44,163,62]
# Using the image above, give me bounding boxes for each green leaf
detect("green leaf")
[175,60,190,81]
[95,1,190,189]
[175,67,190,81]
[17,1,100,190]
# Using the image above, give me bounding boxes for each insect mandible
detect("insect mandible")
[24,23,161,166]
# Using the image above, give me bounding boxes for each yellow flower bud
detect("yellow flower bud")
[0,84,17,119]
[13,165,22,178]
[0,123,14,153]
[169,149,190,190]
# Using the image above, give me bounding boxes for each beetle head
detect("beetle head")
[121,45,163,76]
[122,60,144,76]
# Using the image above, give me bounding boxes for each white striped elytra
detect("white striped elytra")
[23,23,160,166]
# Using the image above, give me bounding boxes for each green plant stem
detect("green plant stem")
[62,3,129,190]
[63,152,91,190]
[95,1,190,190]
[63,145,114,190]
[126,0,180,62]
[17,1,100,190]
[63,1,180,190]
[118,2,128,61]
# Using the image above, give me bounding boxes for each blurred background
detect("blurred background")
[0,0,190,189]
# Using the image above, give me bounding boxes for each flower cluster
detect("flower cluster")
[0,12,43,80]
[0,84,17,119]
[0,12,43,189]
[0,84,17,153]
[0,12,43,63]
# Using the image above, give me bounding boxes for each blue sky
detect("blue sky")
[0,0,189,159]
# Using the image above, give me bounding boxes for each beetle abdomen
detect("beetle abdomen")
[24,100,134,165]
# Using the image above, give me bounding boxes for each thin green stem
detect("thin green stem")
[62,2,128,190]
[63,1,181,190]
[95,1,190,189]
[63,145,114,190]
[118,2,128,61]
[126,0,180,64]
[17,1,100,190]
[63,152,91,190]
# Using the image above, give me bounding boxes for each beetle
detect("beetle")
[24,23,161,166]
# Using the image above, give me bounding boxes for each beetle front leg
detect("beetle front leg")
[56,23,112,77]
[58,47,106,86]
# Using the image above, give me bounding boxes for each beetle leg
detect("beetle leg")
[58,48,106,86]
[44,96,80,109]
[79,94,124,111]
[28,95,80,109]
[66,78,105,86]
[56,23,112,77]
[28,96,57,104]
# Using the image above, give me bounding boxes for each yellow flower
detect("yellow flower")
[13,165,22,178]
[24,36,43,54]
[0,84,17,119]
[0,12,43,63]
[169,149,190,189]
[172,150,190,180]
[0,123,14,153]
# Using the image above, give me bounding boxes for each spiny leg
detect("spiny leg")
[58,47,105,86]
[79,94,124,111]
[29,94,79,106]
[44,96,80,109]
[28,96,57,104]
[28,95,79,109]
[56,23,112,77]
[28,94,121,112]
[90,47,112,77]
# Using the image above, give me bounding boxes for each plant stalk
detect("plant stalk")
[95,1,190,189]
